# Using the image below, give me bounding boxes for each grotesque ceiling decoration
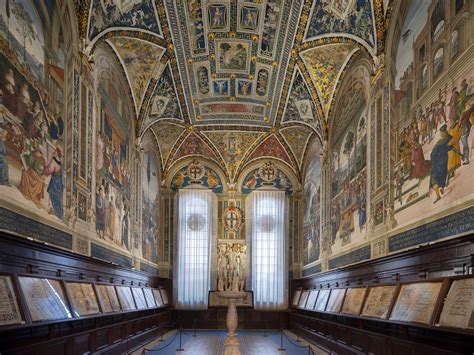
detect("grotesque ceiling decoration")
[80,0,390,183]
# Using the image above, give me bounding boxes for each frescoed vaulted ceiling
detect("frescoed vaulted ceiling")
[79,0,391,183]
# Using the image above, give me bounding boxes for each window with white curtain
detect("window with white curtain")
[176,188,215,309]
[247,189,288,310]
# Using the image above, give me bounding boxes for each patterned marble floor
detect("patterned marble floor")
[135,330,329,355]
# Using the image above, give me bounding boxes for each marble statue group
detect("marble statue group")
[217,243,246,292]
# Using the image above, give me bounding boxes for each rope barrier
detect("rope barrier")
[141,321,179,354]
[280,324,317,354]
[141,330,179,354]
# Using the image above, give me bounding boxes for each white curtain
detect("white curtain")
[247,189,288,310]
[175,187,216,309]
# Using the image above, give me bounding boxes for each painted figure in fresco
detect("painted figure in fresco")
[239,81,251,96]
[460,104,474,164]
[25,101,46,141]
[197,66,209,95]
[44,147,63,218]
[242,6,258,29]
[244,172,258,190]
[448,87,459,123]
[358,184,366,229]
[19,144,46,209]
[95,185,106,238]
[107,195,116,240]
[0,69,17,115]
[219,42,248,70]
[214,80,228,95]
[17,84,32,124]
[256,69,269,97]
[188,0,206,50]
[409,134,431,180]
[122,202,129,250]
[47,106,64,141]
[261,2,278,53]
[447,120,462,183]
[211,5,225,28]
[331,202,340,243]
[430,125,461,203]
[96,133,104,171]
[0,129,10,186]
[206,169,219,189]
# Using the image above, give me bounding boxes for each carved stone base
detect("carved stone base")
[224,335,241,355]
[216,291,247,355]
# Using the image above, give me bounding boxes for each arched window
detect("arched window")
[247,189,288,310]
[421,65,428,91]
[431,0,445,42]
[176,188,216,309]
[433,47,444,78]
[451,30,459,59]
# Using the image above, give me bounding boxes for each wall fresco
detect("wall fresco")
[0,1,65,221]
[329,108,367,249]
[392,0,474,230]
[95,89,132,251]
[141,137,160,263]
[302,141,321,265]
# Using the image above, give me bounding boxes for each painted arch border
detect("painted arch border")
[236,158,301,195]
[164,156,229,193]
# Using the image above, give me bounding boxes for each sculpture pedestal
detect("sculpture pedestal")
[216,291,247,355]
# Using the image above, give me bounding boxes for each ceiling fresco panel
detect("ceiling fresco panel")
[170,131,220,167]
[143,63,184,130]
[247,134,293,168]
[304,0,376,52]
[280,126,314,168]
[301,43,359,117]
[150,123,187,169]
[202,131,265,180]
[166,0,300,126]
[282,66,321,131]
[88,0,162,41]
[107,36,165,115]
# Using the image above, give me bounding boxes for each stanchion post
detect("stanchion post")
[296,333,301,342]
[158,327,164,342]
[176,327,184,352]
[278,327,286,351]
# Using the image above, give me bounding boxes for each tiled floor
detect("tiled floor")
[135,330,329,355]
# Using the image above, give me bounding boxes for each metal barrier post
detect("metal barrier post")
[176,328,184,351]
[278,328,286,351]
